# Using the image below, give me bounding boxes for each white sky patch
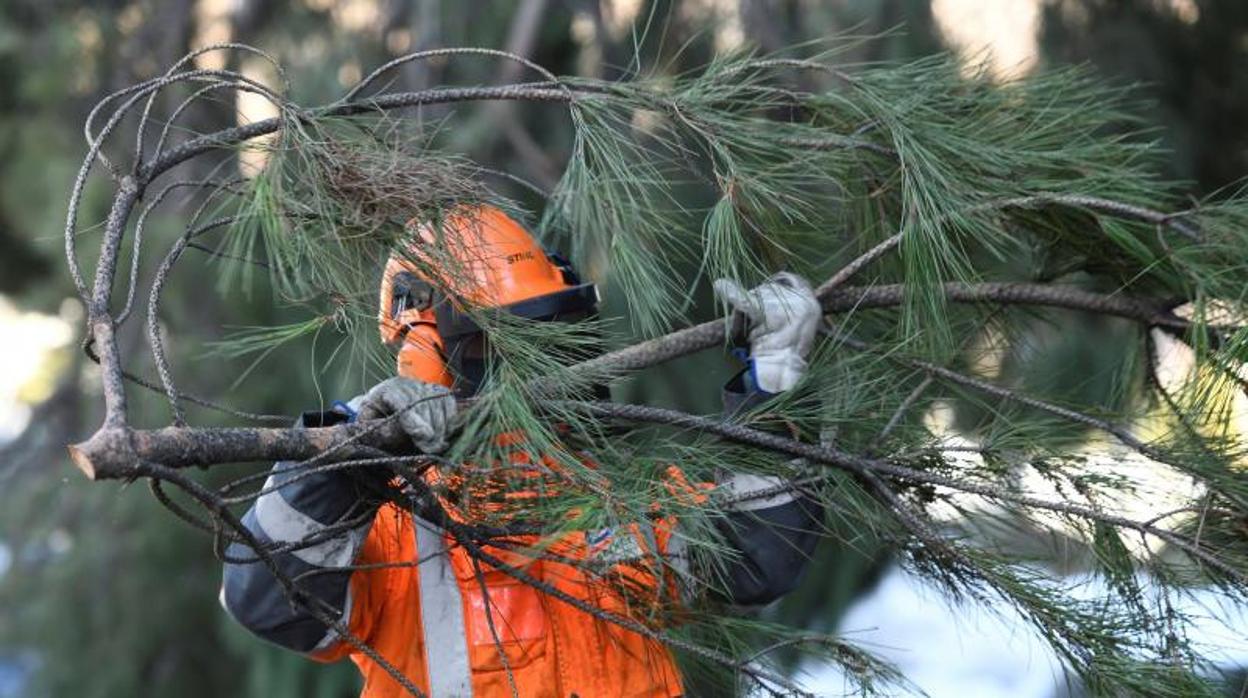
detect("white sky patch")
[931,0,1042,80]
[0,297,73,443]
[801,565,1248,697]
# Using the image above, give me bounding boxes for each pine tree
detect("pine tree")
[64,38,1248,696]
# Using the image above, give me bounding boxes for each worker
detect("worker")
[220,205,823,697]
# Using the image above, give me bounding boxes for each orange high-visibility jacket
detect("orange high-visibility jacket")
[311,500,685,697]
[221,380,821,697]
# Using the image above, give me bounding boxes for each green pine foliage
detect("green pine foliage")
[167,41,1248,695]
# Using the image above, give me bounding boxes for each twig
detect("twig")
[81,336,289,423]
[990,194,1201,242]
[119,178,244,324]
[813,233,903,296]
[879,375,934,441]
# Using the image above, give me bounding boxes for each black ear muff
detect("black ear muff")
[390,271,435,320]
[545,251,582,286]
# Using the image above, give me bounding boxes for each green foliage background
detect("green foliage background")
[1,1,1245,696]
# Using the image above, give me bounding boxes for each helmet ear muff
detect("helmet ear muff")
[390,271,435,321]
[544,250,582,286]
[386,267,455,386]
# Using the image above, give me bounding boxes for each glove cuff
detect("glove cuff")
[749,350,807,393]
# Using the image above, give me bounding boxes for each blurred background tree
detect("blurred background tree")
[0,1,1244,696]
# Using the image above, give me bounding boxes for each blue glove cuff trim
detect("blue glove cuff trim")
[730,347,778,397]
[744,359,777,396]
[331,400,358,423]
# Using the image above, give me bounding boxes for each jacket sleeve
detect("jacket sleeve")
[706,370,824,606]
[219,408,387,660]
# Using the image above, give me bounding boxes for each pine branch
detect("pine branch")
[557,400,1247,586]
[70,280,1204,479]
[831,329,1248,510]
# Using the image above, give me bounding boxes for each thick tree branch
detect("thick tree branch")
[68,421,407,480]
[69,280,1202,479]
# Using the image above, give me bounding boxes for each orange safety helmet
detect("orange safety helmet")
[378,204,598,394]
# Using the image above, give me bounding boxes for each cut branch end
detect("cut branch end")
[68,428,139,481]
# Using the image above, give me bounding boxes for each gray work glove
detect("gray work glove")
[713,272,821,393]
[356,377,456,453]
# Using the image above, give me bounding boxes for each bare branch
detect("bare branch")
[68,422,405,480]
